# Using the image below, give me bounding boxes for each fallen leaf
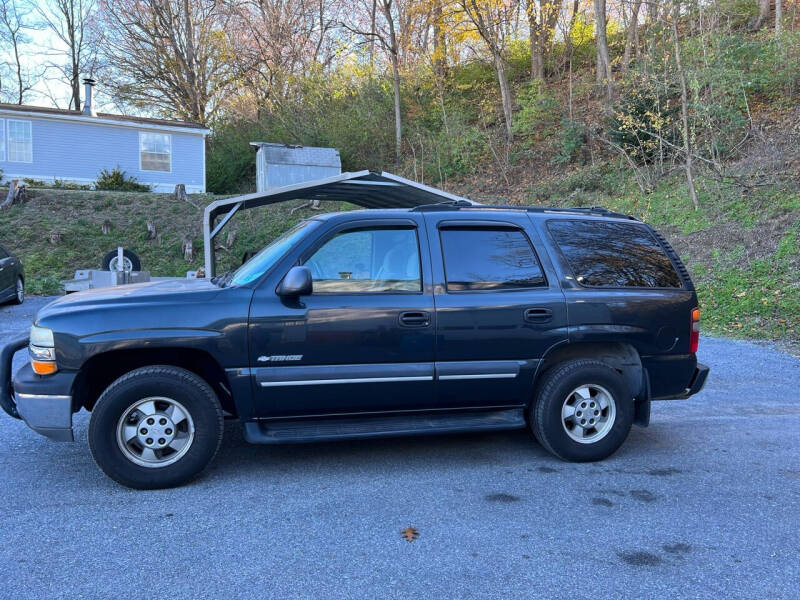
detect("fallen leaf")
[401,526,419,542]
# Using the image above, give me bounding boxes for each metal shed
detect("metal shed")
[251,142,342,192]
[203,170,476,277]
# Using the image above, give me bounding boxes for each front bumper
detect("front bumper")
[1,336,76,442]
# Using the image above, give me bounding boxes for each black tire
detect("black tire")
[10,276,23,305]
[101,249,141,271]
[89,366,223,489]
[530,359,633,462]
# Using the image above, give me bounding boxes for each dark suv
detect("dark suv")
[1,205,708,489]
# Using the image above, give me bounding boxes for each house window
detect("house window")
[140,132,171,172]
[0,120,5,162]
[7,119,32,163]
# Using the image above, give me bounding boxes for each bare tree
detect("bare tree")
[225,0,340,109]
[622,0,642,72]
[671,1,699,210]
[527,0,560,81]
[0,0,40,104]
[343,0,407,161]
[754,0,770,29]
[96,0,234,123]
[458,0,519,140]
[35,0,98,110]
[594,0,611,93]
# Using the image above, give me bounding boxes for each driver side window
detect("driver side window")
[305,226,421,293]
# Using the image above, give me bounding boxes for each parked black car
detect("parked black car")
[1,204,708,489]
[0,244,24,305]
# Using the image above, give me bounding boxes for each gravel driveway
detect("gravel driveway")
[0,297,798,599]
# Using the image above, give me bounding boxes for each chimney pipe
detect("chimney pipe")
[82,78,97,117]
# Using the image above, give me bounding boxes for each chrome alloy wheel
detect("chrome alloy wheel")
[116,397,195,468]
[16,278,23,302]
[561,384,616,444]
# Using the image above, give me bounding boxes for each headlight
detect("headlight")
[30,325,54,347]
[29,325,57,375]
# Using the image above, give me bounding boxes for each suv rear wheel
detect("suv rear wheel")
[89,366,223,489]
[531,359,633,462]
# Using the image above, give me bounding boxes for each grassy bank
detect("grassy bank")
[0,188,319,294]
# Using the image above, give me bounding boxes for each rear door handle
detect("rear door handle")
[399,311,431,327]
[524,307,553,323]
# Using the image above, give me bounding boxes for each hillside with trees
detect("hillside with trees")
[0,0,798,346]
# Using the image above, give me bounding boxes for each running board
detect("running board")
[243,408,526,444]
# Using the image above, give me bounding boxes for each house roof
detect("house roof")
[0,103,208,132]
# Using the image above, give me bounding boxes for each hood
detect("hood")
[36,278,221,322]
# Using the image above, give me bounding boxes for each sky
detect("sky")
[1,1,114,113]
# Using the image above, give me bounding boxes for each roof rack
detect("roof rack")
[410,199,478,211]
[411,202,637,220]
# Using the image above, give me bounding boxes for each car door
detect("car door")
[424,213,568,409]
[0,245,12,298]
[248,216,436,418]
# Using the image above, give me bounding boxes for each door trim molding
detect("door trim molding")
[260,375,433,387]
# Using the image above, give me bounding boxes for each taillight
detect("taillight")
[690,308,700,353]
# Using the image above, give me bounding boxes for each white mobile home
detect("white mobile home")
[0,80,209,193]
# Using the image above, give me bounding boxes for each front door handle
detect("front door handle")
[399,311,431,327]
[524,307,553,323]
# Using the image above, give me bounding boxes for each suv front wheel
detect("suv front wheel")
[89,366,224,489]
[531,359,633,462]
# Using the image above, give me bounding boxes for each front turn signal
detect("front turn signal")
[32,360,58,375]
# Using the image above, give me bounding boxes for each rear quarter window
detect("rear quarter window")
[440,227,546,291]
[547,220,682,288]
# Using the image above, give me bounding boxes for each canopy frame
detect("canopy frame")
[202,171,475,277]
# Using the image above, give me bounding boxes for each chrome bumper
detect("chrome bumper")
[15,392,74,442]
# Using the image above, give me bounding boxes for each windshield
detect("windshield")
[228,220,319,286]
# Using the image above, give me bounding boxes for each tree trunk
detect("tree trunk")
[390,50,403,162]
[754,0,770,29]
[775,0,782,34]
[432,1,447,79]
[384,1,403,162]
[529,1,558,80]
[622,0,642,72]
[1,179,19,210]
[530,21,544,80]
[493,52,514,140]
[594,0,611,90]
[563,0,580,74]
[182,236,194,262]
[671,4,699,211]
[369,0,377,71]
[71,63,81,111]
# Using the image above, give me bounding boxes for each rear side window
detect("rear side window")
[547,220,682,288]
[440,228,546,291]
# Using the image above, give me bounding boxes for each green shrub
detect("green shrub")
[608,75,679,165]
[53,178,91,190]
[553,119,587,165]
[95,167,151,192]
[22,177,46,187]
[513,80,560,143]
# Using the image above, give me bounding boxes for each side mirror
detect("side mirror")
[277,266,313,297]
